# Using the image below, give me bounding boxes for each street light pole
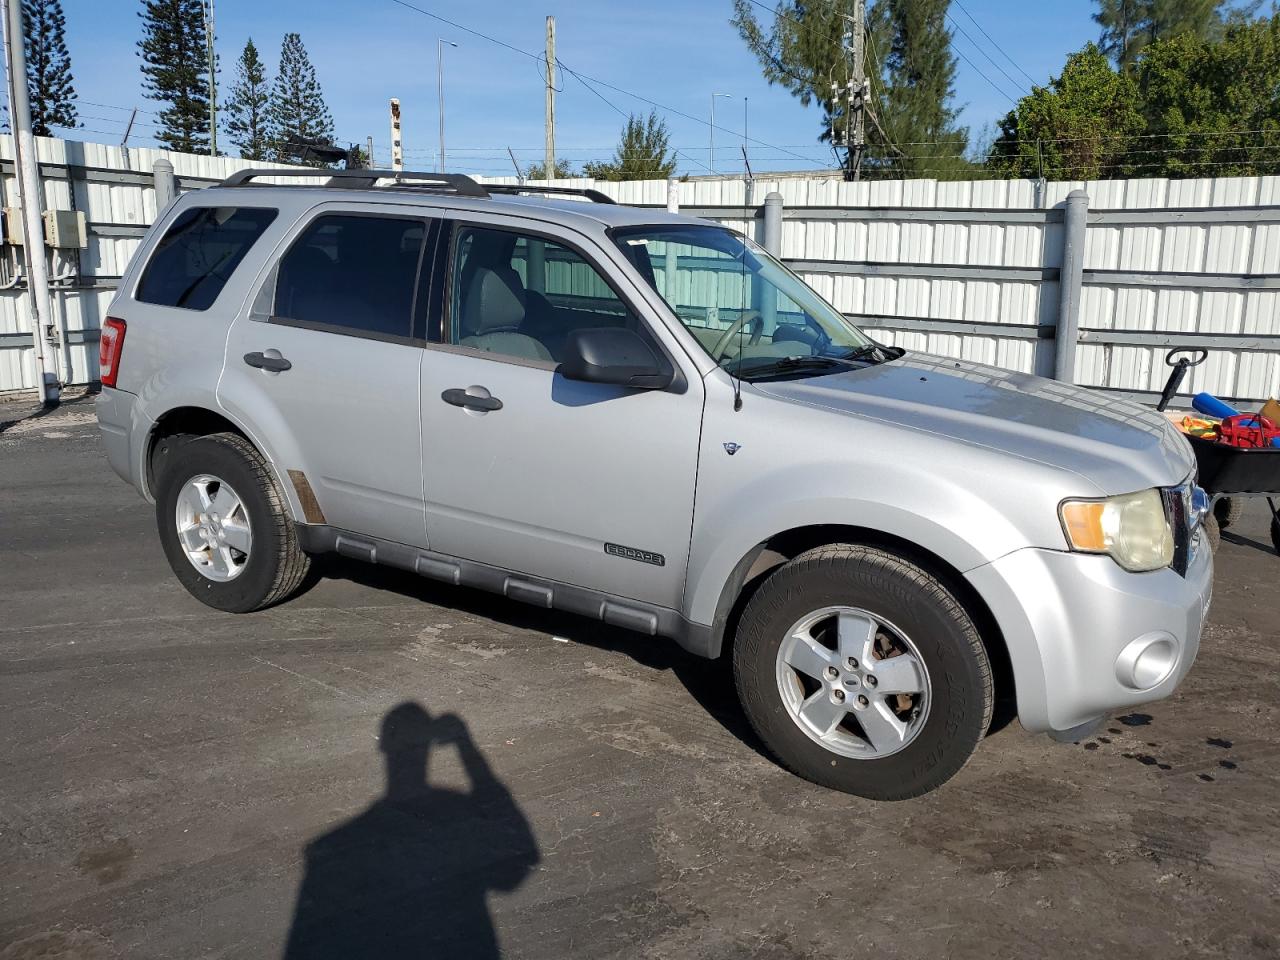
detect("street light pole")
[710,92,732,175]
[437,38,457,173]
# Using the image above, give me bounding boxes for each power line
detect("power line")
[944,13,1026,100]
[385,0,822,168]
[950,0,1038,88]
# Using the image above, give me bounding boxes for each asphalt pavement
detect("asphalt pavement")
[2,393,1278,960]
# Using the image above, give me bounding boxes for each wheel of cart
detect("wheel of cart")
[1157,346,1280,555]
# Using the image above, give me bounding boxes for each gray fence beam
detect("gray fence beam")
[1054,189,1089,382]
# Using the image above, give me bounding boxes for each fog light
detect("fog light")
[1115,632,1179,691]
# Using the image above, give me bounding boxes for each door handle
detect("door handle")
[244,351,292,373]
[442,387,503,412]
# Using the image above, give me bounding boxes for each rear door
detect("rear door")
[220,204,435,547]
[418,215,704,610]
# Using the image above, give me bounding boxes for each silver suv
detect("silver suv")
[95,169,1213,799]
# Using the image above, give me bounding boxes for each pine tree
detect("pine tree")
[582,112,676,181]
[23,0,76,136]
[137,0,210,152]
[732,0,970,178]
[1095,0,1262,69]
[268,33,334,166]
[224,38,270,160]
[866,0,969,177]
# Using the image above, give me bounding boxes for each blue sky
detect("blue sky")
[59,0,1098,175]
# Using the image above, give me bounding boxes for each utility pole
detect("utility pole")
[390,98,403,173]
[544,15,556,181]
[849,0,866,180]
[203,0,217,155]
[2,0,57,403]
[437,38,457,173]
[366,135,374,169]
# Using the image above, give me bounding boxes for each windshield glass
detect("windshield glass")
[612,223,884,379]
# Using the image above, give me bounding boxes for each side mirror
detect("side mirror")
[558,327,674,390]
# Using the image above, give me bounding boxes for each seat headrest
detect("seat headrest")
[462,267,527,337]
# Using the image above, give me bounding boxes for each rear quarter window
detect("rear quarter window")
[136,206,278,311]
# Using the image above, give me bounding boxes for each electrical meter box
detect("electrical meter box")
[42,209,88,249]
[3,207,23,245]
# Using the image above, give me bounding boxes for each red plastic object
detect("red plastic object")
[1218,414,1280,448]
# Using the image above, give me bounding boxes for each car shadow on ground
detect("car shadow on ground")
[283,702,540,959]
[309,555,771,760]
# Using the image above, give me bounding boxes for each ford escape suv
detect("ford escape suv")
[96,169,1213,800]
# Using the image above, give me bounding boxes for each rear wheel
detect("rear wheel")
[155,432,312,612]
[732,544,993,800]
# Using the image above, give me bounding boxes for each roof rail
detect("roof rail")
[219,167,489,198]
[484,184,616,204]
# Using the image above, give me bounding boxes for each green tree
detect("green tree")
[268,32,334,166]
[1136,13,1280,176]
[987,44,1144,179]
[731,0,969,178]
[1095,0,1262,69]
[23,0,76,136]
[524,158,577,179]
[137,0,210,152]
[582,111,676,181]
[866,0,969,176]
[224,38,270,160]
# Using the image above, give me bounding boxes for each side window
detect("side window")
[137,206,277,311]
[273,214,426,340]
[448,225,642,363]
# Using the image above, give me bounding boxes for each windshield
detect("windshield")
[612,223,892,379]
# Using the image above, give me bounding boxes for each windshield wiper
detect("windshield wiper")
[841,343,903,364]
[735,355,855,380]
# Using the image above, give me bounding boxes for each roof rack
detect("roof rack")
[484,184,616,204]
[219,168,489,197]
[217,168,617,204]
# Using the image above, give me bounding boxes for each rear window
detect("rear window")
[137,206,277,311]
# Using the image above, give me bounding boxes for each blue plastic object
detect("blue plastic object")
[1192,392,1239,419]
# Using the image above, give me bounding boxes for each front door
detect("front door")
[419,219,703,610]
[221,207,432,547]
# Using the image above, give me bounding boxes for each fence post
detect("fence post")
[153,159,176,211]
[1054,188,1088,382]
[763,191,783,257]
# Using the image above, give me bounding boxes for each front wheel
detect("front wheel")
[732,545,993,800]
[155,432,312,612]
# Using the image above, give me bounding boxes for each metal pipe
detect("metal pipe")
[437,39,457,173]
[3,0,57,402]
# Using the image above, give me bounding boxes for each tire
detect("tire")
[1214,496,1244,530]
[1202,513,1221,554]
[155,431,312,612]
[732,544,993,801]
[1270,515,1280,555]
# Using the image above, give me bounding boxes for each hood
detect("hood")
[752,353,1194,495]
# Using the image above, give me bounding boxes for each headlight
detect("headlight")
[1059,488,1174,572]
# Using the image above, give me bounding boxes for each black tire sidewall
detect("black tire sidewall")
[155,436,286,613]
[734,549,991,800]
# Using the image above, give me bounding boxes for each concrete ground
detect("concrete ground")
[2,394,1278,960]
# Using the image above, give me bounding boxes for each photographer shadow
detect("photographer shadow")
[283,703,540,959]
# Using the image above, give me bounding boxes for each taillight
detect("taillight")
[99,317,126,387]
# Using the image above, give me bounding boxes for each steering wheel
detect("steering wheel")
[1165,346,1208,368]
[710,310,765,361]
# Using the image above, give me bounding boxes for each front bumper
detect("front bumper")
[966,539,1212,734]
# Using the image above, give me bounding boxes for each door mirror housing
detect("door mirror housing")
[558,327,674,390]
